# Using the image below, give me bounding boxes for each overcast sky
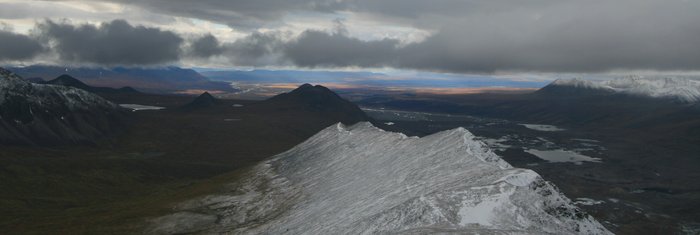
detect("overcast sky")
[1,0,699,75]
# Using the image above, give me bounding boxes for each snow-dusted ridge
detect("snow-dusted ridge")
[0,67,122,144]
[550,76,700,102]
[0,67,116,111]
[151,122,611,234]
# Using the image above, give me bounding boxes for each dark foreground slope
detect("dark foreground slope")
[0,68,125,145]
[0,83,371,234]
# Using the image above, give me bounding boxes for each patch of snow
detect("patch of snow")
[575,198,605,206]
[458,184,512,227]
[384,122,395,125]
[152,122,611,234]
[520,124,566,132]
[524,149,602,163]
[233,104,244,107]
[478,136,512,151]
[119,104,165,111]
[572,138,600,143]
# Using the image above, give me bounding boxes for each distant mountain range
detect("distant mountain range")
[199,69,546,88]
[0,67,125,145]
[360,77,700,129]
[200,69,384,83]
[544,77,700,102]
[9,65,235,93]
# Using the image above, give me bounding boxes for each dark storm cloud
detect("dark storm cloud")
[222,32,286,66]
[188,34,223,58]
[0,30,45,61]
[37,19,183,65]
[188,31,286,66]
[284,30,399,68]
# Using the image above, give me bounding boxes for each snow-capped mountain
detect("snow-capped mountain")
[547,76,700,102]
[151,122,611,234]
[0,67,124,145]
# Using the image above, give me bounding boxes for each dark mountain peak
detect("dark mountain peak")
[262,84,369,124]
[181,92,222,110]
[195,92,219,104]
[117,86,140,93]
[200,91,215,98]
[46,74,91,90]
[42,74,140,94]
[280,84,343,103]
[54,74,83,83]
[298,83,314,89]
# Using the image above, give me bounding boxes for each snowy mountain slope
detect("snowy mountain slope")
[549,76,700,102]
[0,67,123,145]
[151,122,611,234]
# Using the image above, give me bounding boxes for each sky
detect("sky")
[1,0,700,82]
